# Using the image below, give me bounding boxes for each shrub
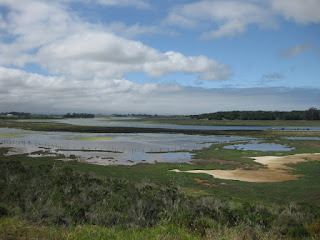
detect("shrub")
[1,159,320,238]
[307,219,320,236]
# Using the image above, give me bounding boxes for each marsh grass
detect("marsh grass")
[1,147,320,239]
[2,139,320,206]
[111,116,320,127]
[0,133,24,138]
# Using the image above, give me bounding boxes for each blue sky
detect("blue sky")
[0,0,319,114]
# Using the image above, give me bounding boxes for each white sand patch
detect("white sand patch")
[171,153,320,182]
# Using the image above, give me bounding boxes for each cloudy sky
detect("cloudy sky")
[0,0,319,114]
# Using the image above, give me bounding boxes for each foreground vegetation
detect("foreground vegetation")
[0,159,320,239]
[1,143,320,239]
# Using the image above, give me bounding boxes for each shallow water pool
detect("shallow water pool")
[0,128,254,165]
[223,142,295,152]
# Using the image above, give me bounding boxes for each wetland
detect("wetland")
[1,116,320,239]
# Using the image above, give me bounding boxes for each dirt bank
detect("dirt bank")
[171,153,320,182]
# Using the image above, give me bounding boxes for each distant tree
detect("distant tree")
[64,113,94,118]
[190,108,320,121]
[304,108,320,120]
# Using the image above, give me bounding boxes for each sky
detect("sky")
[0,0,319,115]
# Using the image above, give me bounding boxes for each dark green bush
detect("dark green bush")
[0,205,8,217]
[0,159,319,238]
[287,226,309,237]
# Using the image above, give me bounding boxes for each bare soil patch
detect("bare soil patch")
[171,153,320,182]
[194,178,218,187]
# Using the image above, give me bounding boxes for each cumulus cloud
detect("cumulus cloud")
[143,51,232,80]
[0,0,231,81]
[164,0,320,39]
[271,0,320,24]
[279,43,314,58]
[0,0,82,66]
[59,0,150,9]
[1,0,319,114]
[95,0,150,9]
[105,22,162,38]
[32,31,231,80]
[0,67,319,114]
[165,0,275,39]
[0,14,6,29]
[0,66,158,113]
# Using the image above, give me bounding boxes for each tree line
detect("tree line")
[0,112,59,119]
[0,112,95,119]
[0,112,31,118]
[63,113,94,118]
[190,108,320,121]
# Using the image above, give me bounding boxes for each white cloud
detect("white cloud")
[143,51,231,80]
[0,66,158,112]
[33,32,231,80]
[95,0,150,9]
[0,14,6,29]
[59,0,150,9]
[0,67,318,114]
[279,43,314,58]
[165,0,275,39]
[106,22,163,38]
[1,0,318,114]
[0,0,231,81]
[165,0,320,39]
[271,0,320,24]
[0,0,83,66]
[202,20,247,39]
[165,12,198,29]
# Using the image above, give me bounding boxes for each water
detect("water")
[0,128,254,165]
[17,118,320,131]
[223,142,295,152]
[283,137,320,140]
